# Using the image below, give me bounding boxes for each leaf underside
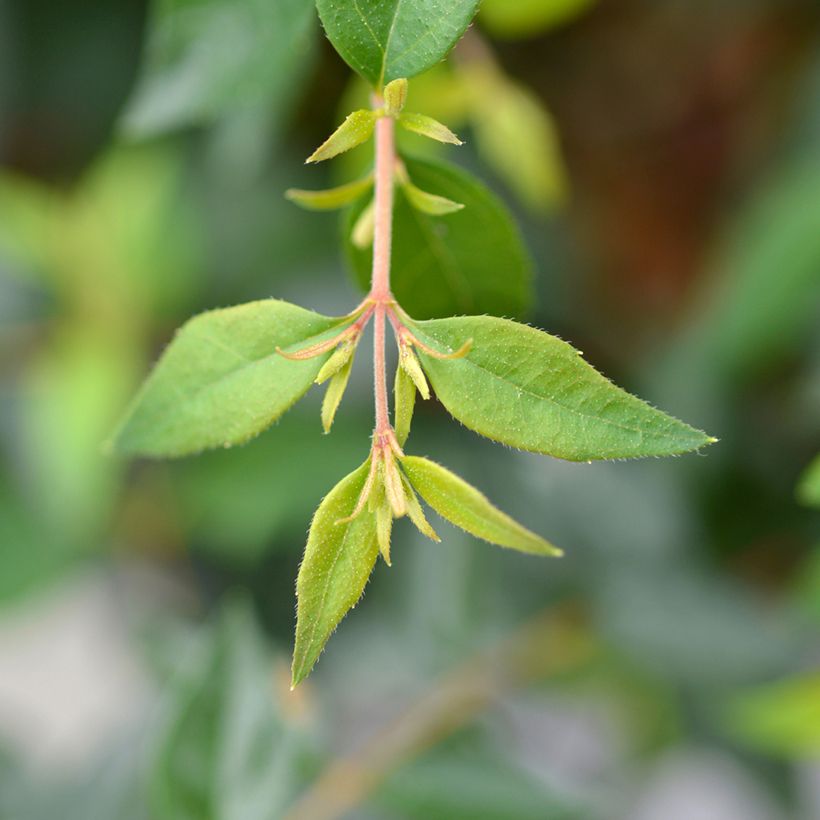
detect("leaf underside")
[292,461,379,686]
[410,316,714,461]
[346,156,532,319]
[402,455,561,556]
[316,0,480,88]
[111,299,343,457]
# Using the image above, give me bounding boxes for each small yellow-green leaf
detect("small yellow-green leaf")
[307,110,378,163]
[383,78,408,116]
[399,112,463,145]
[402,456,560,556]
[111,300,343,457]
[285,175,373,211]
[401,474,440,542]
[316,341,355,384]
[394,365,416,447]
[411,316,715,460]
[376,499,393,565]
[293,462,378,686]
[400,347,431,399]
[351,199,376,248]
[797,454,820,509]
[401,180,465,215]
[321,356,354,433]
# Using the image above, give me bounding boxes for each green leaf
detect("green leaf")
[346,156,533,318]
[293,462,379,686]
[151,599,301,820]
[123,0,316,137]
[410,316,715,460]
[321,356,354,433]
[316,0,480,88]
[401,180,464,216]
[394,365,417,447]
[112,300,343,457]
[480,0,597,39]
[399,112,463,145]
[797,454,820,509]
[307,110,378,163]
[285,174,373,210]
[402,456,561,556]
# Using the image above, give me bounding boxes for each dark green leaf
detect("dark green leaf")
[315,0,480,88]
[402,456,561,555]
[111,300,344,457]
[293,461,379,685]
[411,316,714,460]
[346,156,533,318]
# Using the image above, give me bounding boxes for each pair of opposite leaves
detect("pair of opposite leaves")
[111,298,713,683]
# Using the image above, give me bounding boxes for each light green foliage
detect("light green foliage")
[293,462,379,686]
[401,456,561,556]
[307,110,378,163]
[480,0,597,38]
[315,0,480,88]
[321,356,354,433]
[727,674,820,755]
[399,112,463,145]
[123,0,316,137]
[151,601,300,819]
[383,78,408,116]
[411,316,714,460]
[346,157,533,318]
[285,174,373,210]
[797,454,820,508]
[394,366,417,447]
[400,178,465,215]
[111,300,344,456]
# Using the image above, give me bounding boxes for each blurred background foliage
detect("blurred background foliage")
[0,0,818,818]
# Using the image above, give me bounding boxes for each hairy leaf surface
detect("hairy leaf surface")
[112,300,343,457]
[411,316,714,460]
[315,0,479,88]
[402,456,561,556]
[293,461,378,685]
[346,156,532,318]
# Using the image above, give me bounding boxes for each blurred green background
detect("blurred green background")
[1,1,819,818]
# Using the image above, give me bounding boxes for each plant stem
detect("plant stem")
[371,110,395,436]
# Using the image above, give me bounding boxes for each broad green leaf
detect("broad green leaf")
[151,600,301,820]
[402,456,561,556]
[394,365,417,447]
[410,316,714,460]
[293,462,379,685]
[112,300,344,457]
[307,110,378,163]
[122,0,316,137]
[399,112,463,145]
[285,174,373,210]
[346,156,533,318]
[480,0,596,39]
[797,454,820,508]
[315,0,480,88]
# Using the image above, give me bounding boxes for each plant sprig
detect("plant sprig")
[110,0,715,687]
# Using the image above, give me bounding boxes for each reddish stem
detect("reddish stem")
[371,110,395,436]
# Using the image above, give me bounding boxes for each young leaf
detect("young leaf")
[346,156,533,318]
[376,498,393,566]
[797,454,820,509]
[315,0,480,88]
[410,316,715,460]
[401,456,561,556]
[401,474,440,542]
[293,462,379,686]
[394,365,417,447]
[321,356,354,433]
[285,174,373,210]
[399,112,463,145]
[307,110,378,163]
[401,180,465,216]
[111,300,343,457]
[351,199,376,248]
[316,340,355,384]
[383,78,408,116]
